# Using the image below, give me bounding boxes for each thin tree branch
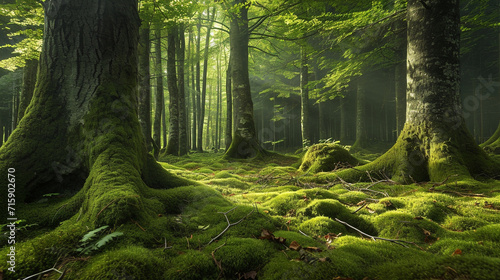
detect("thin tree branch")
[334,218,413,248]
[249,45,278,57]
[207,206,255,245]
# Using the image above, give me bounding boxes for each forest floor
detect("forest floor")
[2,147,500,279]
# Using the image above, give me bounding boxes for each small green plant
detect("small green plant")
[75,225,123,255]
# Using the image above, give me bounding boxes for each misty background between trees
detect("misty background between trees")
[0,0,499,155]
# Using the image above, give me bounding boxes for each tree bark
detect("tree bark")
[178,23,188,156]
[351,77,367,151]
[337,0,497,183]
[224,0,266,159]
[153,23,164,159]
[138,24,152,152]
[195,17,201,150]
[395,60,406,137]
[18,59,37,121]
[165,25,180,155]
[0,0,189,228]
[225,54,232,151]
[300,46,311,148]
[198,7,216,152]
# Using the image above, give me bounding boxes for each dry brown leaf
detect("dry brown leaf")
[305,246,322,252]
[452,249,462,256]
[289,240,302,251]
[365,206,376,214]
[357,200,366,206]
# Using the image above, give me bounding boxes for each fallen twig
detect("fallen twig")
[164,237,172,250]
[351,202,367,214]
[334,218,413,248]
[207,206,255,245]
[211,242,226,277]
[23,268,64,280]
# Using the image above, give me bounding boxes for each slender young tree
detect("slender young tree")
[138,23,152,152]
[300,46,311,147]
[198,6,216,151]
[178,23,188,155]
[153,23,164,159]
[18,59,37,121]
[165,25,180,155]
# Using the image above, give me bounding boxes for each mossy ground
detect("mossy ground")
[1,151,500,279]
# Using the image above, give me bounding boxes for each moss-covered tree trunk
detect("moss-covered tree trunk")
[0,0,187,223]
[138,24,152,152]
[153,23,164,159]
[166,25,180,156]
[338,0,497,183]
[224,0,266,159]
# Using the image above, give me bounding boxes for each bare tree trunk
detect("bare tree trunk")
[138,25,152,152]
[225,54,232,151]
[153,23,164,159]
[300,46,310,147]
[195,17,201,151]
[18,59,37,121]
[178,23,188,156]
[165,25,180,155]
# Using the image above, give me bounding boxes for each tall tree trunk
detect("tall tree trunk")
[165,25,180,155]
[340,96,347,143]
[198,7,216,152]
[395,61,406,137]
[225,54,232,151]
[224,0,266,158]
[138,24,152,152]
[153,24,164,159]
[351,77,367,151]
[189,27,197,150]
[178,23,188,156]
[338,0,497,183]
[0,0,189,229]
[195,17,201,151]
[300,46,311,148]
[216,50,222,150]
[18,59,37,121]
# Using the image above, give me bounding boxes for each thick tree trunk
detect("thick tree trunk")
[153,24,164,159]
[138,25,152,152]
[165,25,180,155]
[0,0,189,227]
[178,23,188,156]
[224,0,266,159]
[189,27,197,150]
[18,59,37,121]
[300,46,311,148]
[337,0,497,183]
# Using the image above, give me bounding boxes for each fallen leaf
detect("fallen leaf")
[422,228,431,236]
[305,246,322,252]
[365,206,376,214]
[289,240,302,251]
[357,200,366,206]
[414,216,424,220]
[318,257,329,262]
[259,229,274,240]
[452,249,462,256]
[229,193,235,197]
[263,210,269,213]
[381,200,392,207]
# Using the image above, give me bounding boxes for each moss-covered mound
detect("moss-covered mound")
[299,144,360,173]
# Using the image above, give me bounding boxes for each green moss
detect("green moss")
[299,144,360,173]
[164,250,217,280]
[337,191,369,204]
[214,170,239,179]
[195,168,214,174]
[212,237,275,276]
[71,246,166,280]
[206,178,251,190]
[443,216,488,232]
[298,216,345,236]
[299,199,376,235]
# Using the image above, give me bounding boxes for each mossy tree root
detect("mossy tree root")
[480,123,500,154]
[334,123,499,184]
